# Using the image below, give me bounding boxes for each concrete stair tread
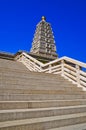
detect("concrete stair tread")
[0,78,70,86]
[0,89,84,94]
[1,94,86,101]
[1,105,86,113]
[0,86,82,90]
[1,99,86,110]
[1,93,86,96]
[0,73,67,79]
[1,105,86,122]
[0,75,74,81]
[1,99,86,102]
[49,123,86,130]
[0,112,86,128]
[1,93,86,98]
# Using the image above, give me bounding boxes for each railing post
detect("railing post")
[49,64,52,73]
[19,54,24,62]
[33,62,36,71]
[61,60,64,76]
[76,64,80,87]
[40,65,42,72]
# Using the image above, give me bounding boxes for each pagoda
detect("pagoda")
[30,16,57,62]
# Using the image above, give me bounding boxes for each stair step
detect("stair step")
[0,94,86,101]
[0,113,86,130]
[0,85,81,91]
[0,76,76,86]
[0,89,84,94]
[0,81,76,88]
[1,99,86,109]
[0,73,65,80]
[0,76,75,86]
[49,123,86,130]
[0,105,86,122]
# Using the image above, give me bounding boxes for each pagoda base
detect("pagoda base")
[29,52,57,63]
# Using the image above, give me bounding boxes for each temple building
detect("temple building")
[30,16,57,62]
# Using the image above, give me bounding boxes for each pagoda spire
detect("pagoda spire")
[30,17,57,59]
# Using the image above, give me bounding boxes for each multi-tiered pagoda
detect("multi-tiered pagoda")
[30,16,57,62]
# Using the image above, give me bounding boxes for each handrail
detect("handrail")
[15,52,43,72]
[22,52,44,66]
[15,52,86,89]
[43,56,86,68]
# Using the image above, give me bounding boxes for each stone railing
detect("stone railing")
[15,52,86,89]
[42,57,86,89]
[15,52,43,72]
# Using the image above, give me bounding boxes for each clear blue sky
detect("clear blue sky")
[0,0,86,62]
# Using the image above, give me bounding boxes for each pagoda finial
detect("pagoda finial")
[42,16,46,21]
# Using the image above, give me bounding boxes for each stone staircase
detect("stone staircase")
[0,58,86,130]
